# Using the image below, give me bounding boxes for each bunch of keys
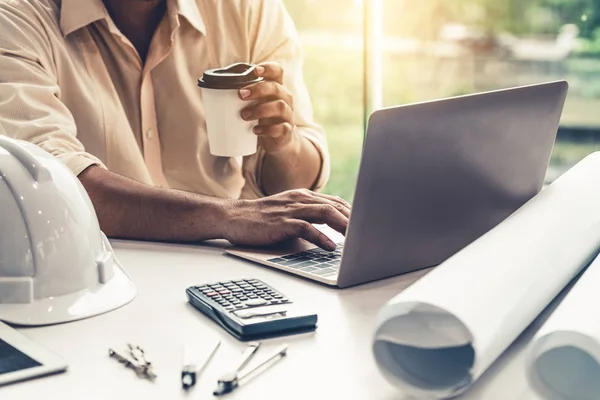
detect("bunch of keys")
[108,344,157,381]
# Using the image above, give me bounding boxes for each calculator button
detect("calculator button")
[270,300,281,304]
[225,306,235,311]
[245,299,268,307]
[205,291,218,297]
[263,296,273,300]
[235,304,244,308]
[231,288,243,293]
[239,296,248,301]
[218,290,230,295]
[255,285,267,290]
[273,295,283,299]
[246,279,260,284]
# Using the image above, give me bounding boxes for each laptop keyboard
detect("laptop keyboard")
[267,242,344,279]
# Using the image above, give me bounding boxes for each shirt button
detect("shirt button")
[146,128,155,140]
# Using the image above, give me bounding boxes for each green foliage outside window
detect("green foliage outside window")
[283,0,600,200]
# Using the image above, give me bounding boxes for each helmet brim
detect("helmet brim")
[0,260,136,326]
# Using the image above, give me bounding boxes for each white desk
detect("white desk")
[2,240,545,400]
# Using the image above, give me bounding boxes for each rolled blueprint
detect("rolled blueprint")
[372,152,600,399]
[526,252,600,400]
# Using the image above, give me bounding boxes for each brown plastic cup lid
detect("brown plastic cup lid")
[198,62,263,90]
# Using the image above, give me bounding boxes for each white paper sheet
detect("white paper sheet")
[526,252,600,400]
[372,152,600,399]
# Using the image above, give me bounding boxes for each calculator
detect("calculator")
[186,279,318,341]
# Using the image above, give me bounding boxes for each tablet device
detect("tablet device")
[0,322,67,386]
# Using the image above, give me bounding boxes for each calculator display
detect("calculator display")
[0,338,41,375]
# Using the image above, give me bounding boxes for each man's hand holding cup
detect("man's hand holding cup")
[238,62,297,154]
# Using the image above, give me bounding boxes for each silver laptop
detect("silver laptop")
[227,81,569,288]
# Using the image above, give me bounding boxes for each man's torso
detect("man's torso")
[12,0,263,198]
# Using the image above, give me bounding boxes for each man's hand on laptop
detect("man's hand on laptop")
[78,167,349,249]
[223,189,351,251]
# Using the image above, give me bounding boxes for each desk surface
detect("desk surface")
[2,240,545,400]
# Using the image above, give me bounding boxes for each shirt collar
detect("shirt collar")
[59,0,206,37]
[173,0,206,35]
[60,0,108,37]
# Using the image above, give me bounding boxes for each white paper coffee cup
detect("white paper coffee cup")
[198,63,264,157]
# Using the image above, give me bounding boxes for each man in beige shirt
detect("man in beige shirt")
[0,0,350,250]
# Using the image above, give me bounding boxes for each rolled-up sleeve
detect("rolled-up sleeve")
[0,4,105,175]
[241,0,331,199]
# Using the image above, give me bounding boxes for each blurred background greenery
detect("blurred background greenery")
[283,0,600,201]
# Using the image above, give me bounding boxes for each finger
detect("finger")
[256,124,294,153]
[241,99,293,123]
[289,220,337,251]
[253,122,293,138]
[292,204,348,235]
[239,81,293,106]
[290,189,351,219]
[255,62,284,84]
[257,117,282,126]
[310,192,352,218]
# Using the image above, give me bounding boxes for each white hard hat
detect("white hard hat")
[0,135,136,326]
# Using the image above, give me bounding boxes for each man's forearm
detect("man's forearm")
[260,130,322,195]
[77,164,351,250]
[79,165,229,242]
